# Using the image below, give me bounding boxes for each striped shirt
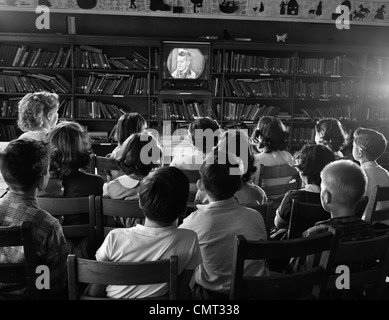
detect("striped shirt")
[0,192,68,295]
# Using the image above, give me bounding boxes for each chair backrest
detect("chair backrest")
[288,199,331,239]
[94,196,144,248]
[90,154,120,180]
[0,221,40,299]
[364,185,389,224]
[37,196,96,259]
[256,164,301,207]
[355,195,369,219]
[245,202,272,237]
[67,254,178,300]
[230,230,339,300]
[323,233,389,299]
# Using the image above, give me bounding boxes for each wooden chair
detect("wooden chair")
[288,200,331,239]
[230,230,339,300]
[255,164,301,211]
[245,201,272,238]
[94,196,144,248]
[355,195,369,219]
[364,185,389,225]
[323,233,389,299]
[37,196,96,259]
[89,154,120,181]
[0,221,40,299]
[67,254,178,300]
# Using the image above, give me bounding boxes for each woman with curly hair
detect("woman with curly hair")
[251,116,293,187]
[17,91,60,142]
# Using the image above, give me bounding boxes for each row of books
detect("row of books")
[290,127,315,145]
[0,123,20,141]
[74,99,125,119]
[295,80,363,100]
[76,74,149,95]
[297,55,363,76]
[0,99,18,117]
[366,57,389,76]
[213,51,295,74]
[299,104,360,122]
[0,72,71,94]
[361,104,389,122]
[0,44,71,69]
[152,101,209,121]
[222,78,292,98]
[365,83,389,99]
[221,103,280,121]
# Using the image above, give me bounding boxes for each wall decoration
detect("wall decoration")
[259,1,264,12]
[77,0,96,9]
[287,0,299,15]
[316,1,322,16]
[190,0,203,13]
[150,0,170,11]
[276,32,288,42]
[129,0,136,9]
[220,0,239,14]
[39,0,51,6]
[375,4,385,19]
[280,1,286,14]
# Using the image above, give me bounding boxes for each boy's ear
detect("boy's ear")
[196,179,204,191]
[322,190,331,205]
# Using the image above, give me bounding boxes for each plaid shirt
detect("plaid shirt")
[0,192,68,295]
[303,216,375,241]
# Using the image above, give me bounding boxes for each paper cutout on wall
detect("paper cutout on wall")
[220,0,239,14]
[150,0,170,11]
[287,0,299,15]
[129,0,137,9]
[77,0,96,9]
[375,5,385,20]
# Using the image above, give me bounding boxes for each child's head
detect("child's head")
[17,91,59,132]
[139,167,189,225]
[293,144,335,186]
[115,112,147,146]
[320,160,367,217]
[117,132,162,178]
[188,117,221,154]
[217,129,256,183]
[47,121,92,178]
[314,118,348,153]
[352,127,388,162]
[198,151,243,201]
[251,116,289,153]
[0,139,50,193]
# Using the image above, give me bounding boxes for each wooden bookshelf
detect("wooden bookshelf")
[1,33,389,157]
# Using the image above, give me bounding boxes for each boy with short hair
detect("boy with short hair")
[352,127,389,221]
[179,151,268,300]
[0,139,68,298]
[95,166,202,299]
[303,160,375,241]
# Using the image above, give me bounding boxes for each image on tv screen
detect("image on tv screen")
[166,48,205,80]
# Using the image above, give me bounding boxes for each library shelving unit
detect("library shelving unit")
[0,33,388,166]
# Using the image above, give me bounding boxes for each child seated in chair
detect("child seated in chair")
[179,151,268,300]
[0,139,68,298]
[195,129,267,206]
[303,160,375,241]
[93,166,202,299]
[352,127,389,223]
[271,144,335,239]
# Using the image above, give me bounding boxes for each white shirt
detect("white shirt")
[18,128,49,142]
[96,224,202,299]
[361,161,389,220]
[179,197,268,293]
[170,147,205,171]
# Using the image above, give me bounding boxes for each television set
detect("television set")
[161,41,211,92]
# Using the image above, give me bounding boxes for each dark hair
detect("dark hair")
[17,91,59,132]
[252,116,289,153]
[199,151,243,201]
[293,144,335,186]
[0,139,50,191]
[315,118,348,152]
[115,112,147,146]
[139,167,189,225]
[353,127,388,161]
[217,129,256,183]
[188,117,221,154]
[117,132,162,177]
[47,121,92,178]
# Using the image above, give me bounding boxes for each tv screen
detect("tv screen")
[162,41,210,90]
